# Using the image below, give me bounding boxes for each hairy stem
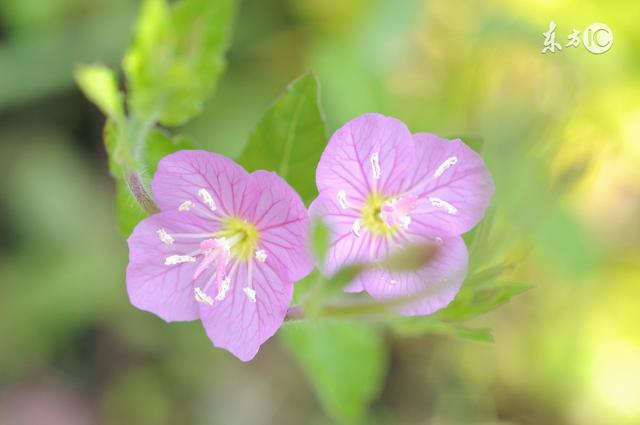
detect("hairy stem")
[125,170,159,214]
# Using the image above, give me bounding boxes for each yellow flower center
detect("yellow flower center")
[214,217,259,261]
[360,192,394,237]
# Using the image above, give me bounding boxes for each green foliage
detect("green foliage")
[104,120,194,234]
[123,0,234,126]
[72,3,530,423]
[378,243,439,272]
[281,320,387,425]
[237,73,327,204]
[457,135,484,154]
[73,64,124,121]
[437,279,530,321]
[77,0,234,234]
[391,317,494,343]
[310,218,330,265]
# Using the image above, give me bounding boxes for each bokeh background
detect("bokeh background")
[1,0,639,424]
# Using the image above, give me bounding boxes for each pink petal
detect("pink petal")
[309,193,390,292]
[316,113,415,201]
[401,134,494,237]
[126,211,220,322]
[198,259,292,361]
[243,171,313,282]
[151,150,250,216]
[361,236,468,316]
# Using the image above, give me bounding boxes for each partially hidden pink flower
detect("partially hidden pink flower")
[310,114,494,315]
[126,150,312,361]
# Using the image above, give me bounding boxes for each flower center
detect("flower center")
[361,192,393,236]
[360,192,417,237]
[214,217,259,261]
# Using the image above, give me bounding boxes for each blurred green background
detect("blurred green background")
[1,0,639,424]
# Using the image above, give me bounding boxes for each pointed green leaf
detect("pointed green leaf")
[390,317,494,343]
[237,73,326,204]
[438,281,531,321]
[281,320,387,425]
[124,0,234,126]
[74,64,124,121]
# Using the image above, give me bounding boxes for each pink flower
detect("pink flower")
[126,151,312,361]
[310,114,494,315]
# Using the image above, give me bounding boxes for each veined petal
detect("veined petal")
[316,113,416,199]
[151,150,250,216]
[243,170,313,282]
[361,236,468,316]
[309,193,390,292]
[198,258,292,361]
[402,134,494,237]
[126,210,220,322]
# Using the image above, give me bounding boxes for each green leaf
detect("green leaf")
[391,318,494,343]
[141,129,194,177]
[310,218,330,265]
[281,320,387,425]
[454,135,484,154]
[437,281,531,321]
[123,0,234,126]
[74,64,124,121]
[377,243,439,272]
[115,180,148,235]
[237,73,327,204]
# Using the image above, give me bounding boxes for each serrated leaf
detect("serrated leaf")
[124,0,234,126]
[237,73,326,204]
[281,320,387,425]
[74,64,124,121]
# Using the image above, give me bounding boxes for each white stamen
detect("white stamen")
[352,219,362,237]
[216,237,231,251]
[243,287,257,303]
[194,287,213,305]
[434,237,443,245]
[429,197,458,214]
[157,228,174,245]
[390,279,397,285]
[179,200,193,211]
[336,190,350,209]
[255,249,267,263]
[198,188,217,211]
[370,152,381,179]
[397,215,412,229]
[215,277,231,301]
[433,156,458,178]
[165,255,196,265]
